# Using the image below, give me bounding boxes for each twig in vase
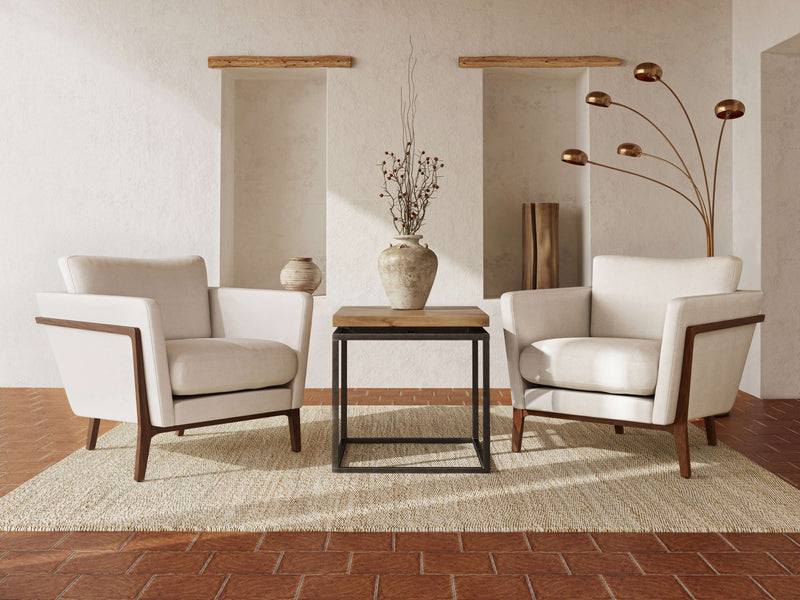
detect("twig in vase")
[378,38,444,236]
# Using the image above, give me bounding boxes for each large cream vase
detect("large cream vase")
[377,235,438,309]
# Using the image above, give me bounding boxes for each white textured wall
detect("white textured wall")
[483,69,584,297]
[732,1,800,397]
[760,50,800,398]
[3,0,733,389]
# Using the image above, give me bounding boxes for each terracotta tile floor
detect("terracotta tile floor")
[0,388,798,599]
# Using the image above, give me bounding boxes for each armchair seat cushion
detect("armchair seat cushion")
[166,338,298,396]
[519,337,661,396]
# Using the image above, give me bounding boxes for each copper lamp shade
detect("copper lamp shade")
[559,58,745,258]
[715,99,745,120]
[634,62,663,82]
[585,91,612,107]
[617,143,643,157]
[561,149,588,166]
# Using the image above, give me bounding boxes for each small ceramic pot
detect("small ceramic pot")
[280,257,322,294]
[377,235,438,309]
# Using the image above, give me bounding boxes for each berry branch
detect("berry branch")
[378,39,444,236]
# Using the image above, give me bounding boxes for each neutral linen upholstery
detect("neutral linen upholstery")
[38,255,314,480]
[501,255,761,424]
[166,338,297,396]
[39,256,313,429]
[173,388,293,424]
[36,292,174,427]
[523,387,654,423]
[209,287,314,410]
[59,255,211,340]
[520,337,661,396]
[501,286,592,408]
[590,255,742,339]
[651,290,764,425]
[501,255,763,476]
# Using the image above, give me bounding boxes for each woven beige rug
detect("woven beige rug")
[1,405,799,532]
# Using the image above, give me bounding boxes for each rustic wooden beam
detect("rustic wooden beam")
[458,56,621,69]
[208,55,351,69]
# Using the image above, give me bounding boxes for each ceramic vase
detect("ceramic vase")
[280,257,322,294]
[377,235,438,309]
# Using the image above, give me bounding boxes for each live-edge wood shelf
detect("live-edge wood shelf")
[208,55,351,69]
[459,56,621,68]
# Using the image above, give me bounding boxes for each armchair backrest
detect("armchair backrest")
[590,255,742,339]
[59,255,211,340]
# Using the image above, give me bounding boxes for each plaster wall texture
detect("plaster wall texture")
[3,0,733,389]
[760,51,800,399]
[732,0,800,396]
[230,71,327,294]
[576,68,592,285]
[483,69,585,297]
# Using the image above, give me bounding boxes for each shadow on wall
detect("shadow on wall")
[760,34,800,399]
[483,68,589,297]
[222,70,328,295]
[15,3,222,126]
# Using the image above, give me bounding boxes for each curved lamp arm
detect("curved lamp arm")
[581,78,745,258]
[632,62,712,210]
[562,149,712,256]
[711,119,727,224]
[585,91,708,218]
[659,80,712,207]
[618,143,709,223]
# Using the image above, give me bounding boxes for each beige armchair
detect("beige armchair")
[501,255,763,477]
[36,256,313,481]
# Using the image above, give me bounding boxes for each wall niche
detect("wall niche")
[482,67,590,298]
[220,68,327,294]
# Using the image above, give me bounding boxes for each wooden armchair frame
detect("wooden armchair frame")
[511,314,764,478]
[36,317,300,482]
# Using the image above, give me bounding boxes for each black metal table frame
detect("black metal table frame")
[331,326,490,473]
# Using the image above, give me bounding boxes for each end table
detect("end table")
[331,306,490,473]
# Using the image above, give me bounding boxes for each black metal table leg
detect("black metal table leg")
[341,340,348,441]
[331,338,340,470]
[482,336,491,471]
[472,339,479,441]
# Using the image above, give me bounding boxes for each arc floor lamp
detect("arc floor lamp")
[561,62,745,257]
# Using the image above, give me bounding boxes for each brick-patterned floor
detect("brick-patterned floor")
[0,388,798,600]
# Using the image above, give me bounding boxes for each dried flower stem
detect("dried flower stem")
[378,39,444,235]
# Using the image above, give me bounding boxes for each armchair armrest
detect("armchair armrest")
[500,287,592,408]
[209,287,313,409]
[652,290,764,425]
[35,292,174,427]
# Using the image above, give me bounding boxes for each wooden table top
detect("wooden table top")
[332,306,489,328]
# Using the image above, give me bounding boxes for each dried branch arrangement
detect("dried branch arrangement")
[379,41,444,236]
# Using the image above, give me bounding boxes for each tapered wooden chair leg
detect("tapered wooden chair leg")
[614,425,624,435]
[134,427,153,482]
[86,418,101,450]
[288,408,301,452]
[704,417,717,446]
[673,422,691,478]
[175,430,184,437]
[512,408,525,452]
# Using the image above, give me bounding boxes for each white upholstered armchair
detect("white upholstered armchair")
[36,256,313,481]
[501,255,764,477]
